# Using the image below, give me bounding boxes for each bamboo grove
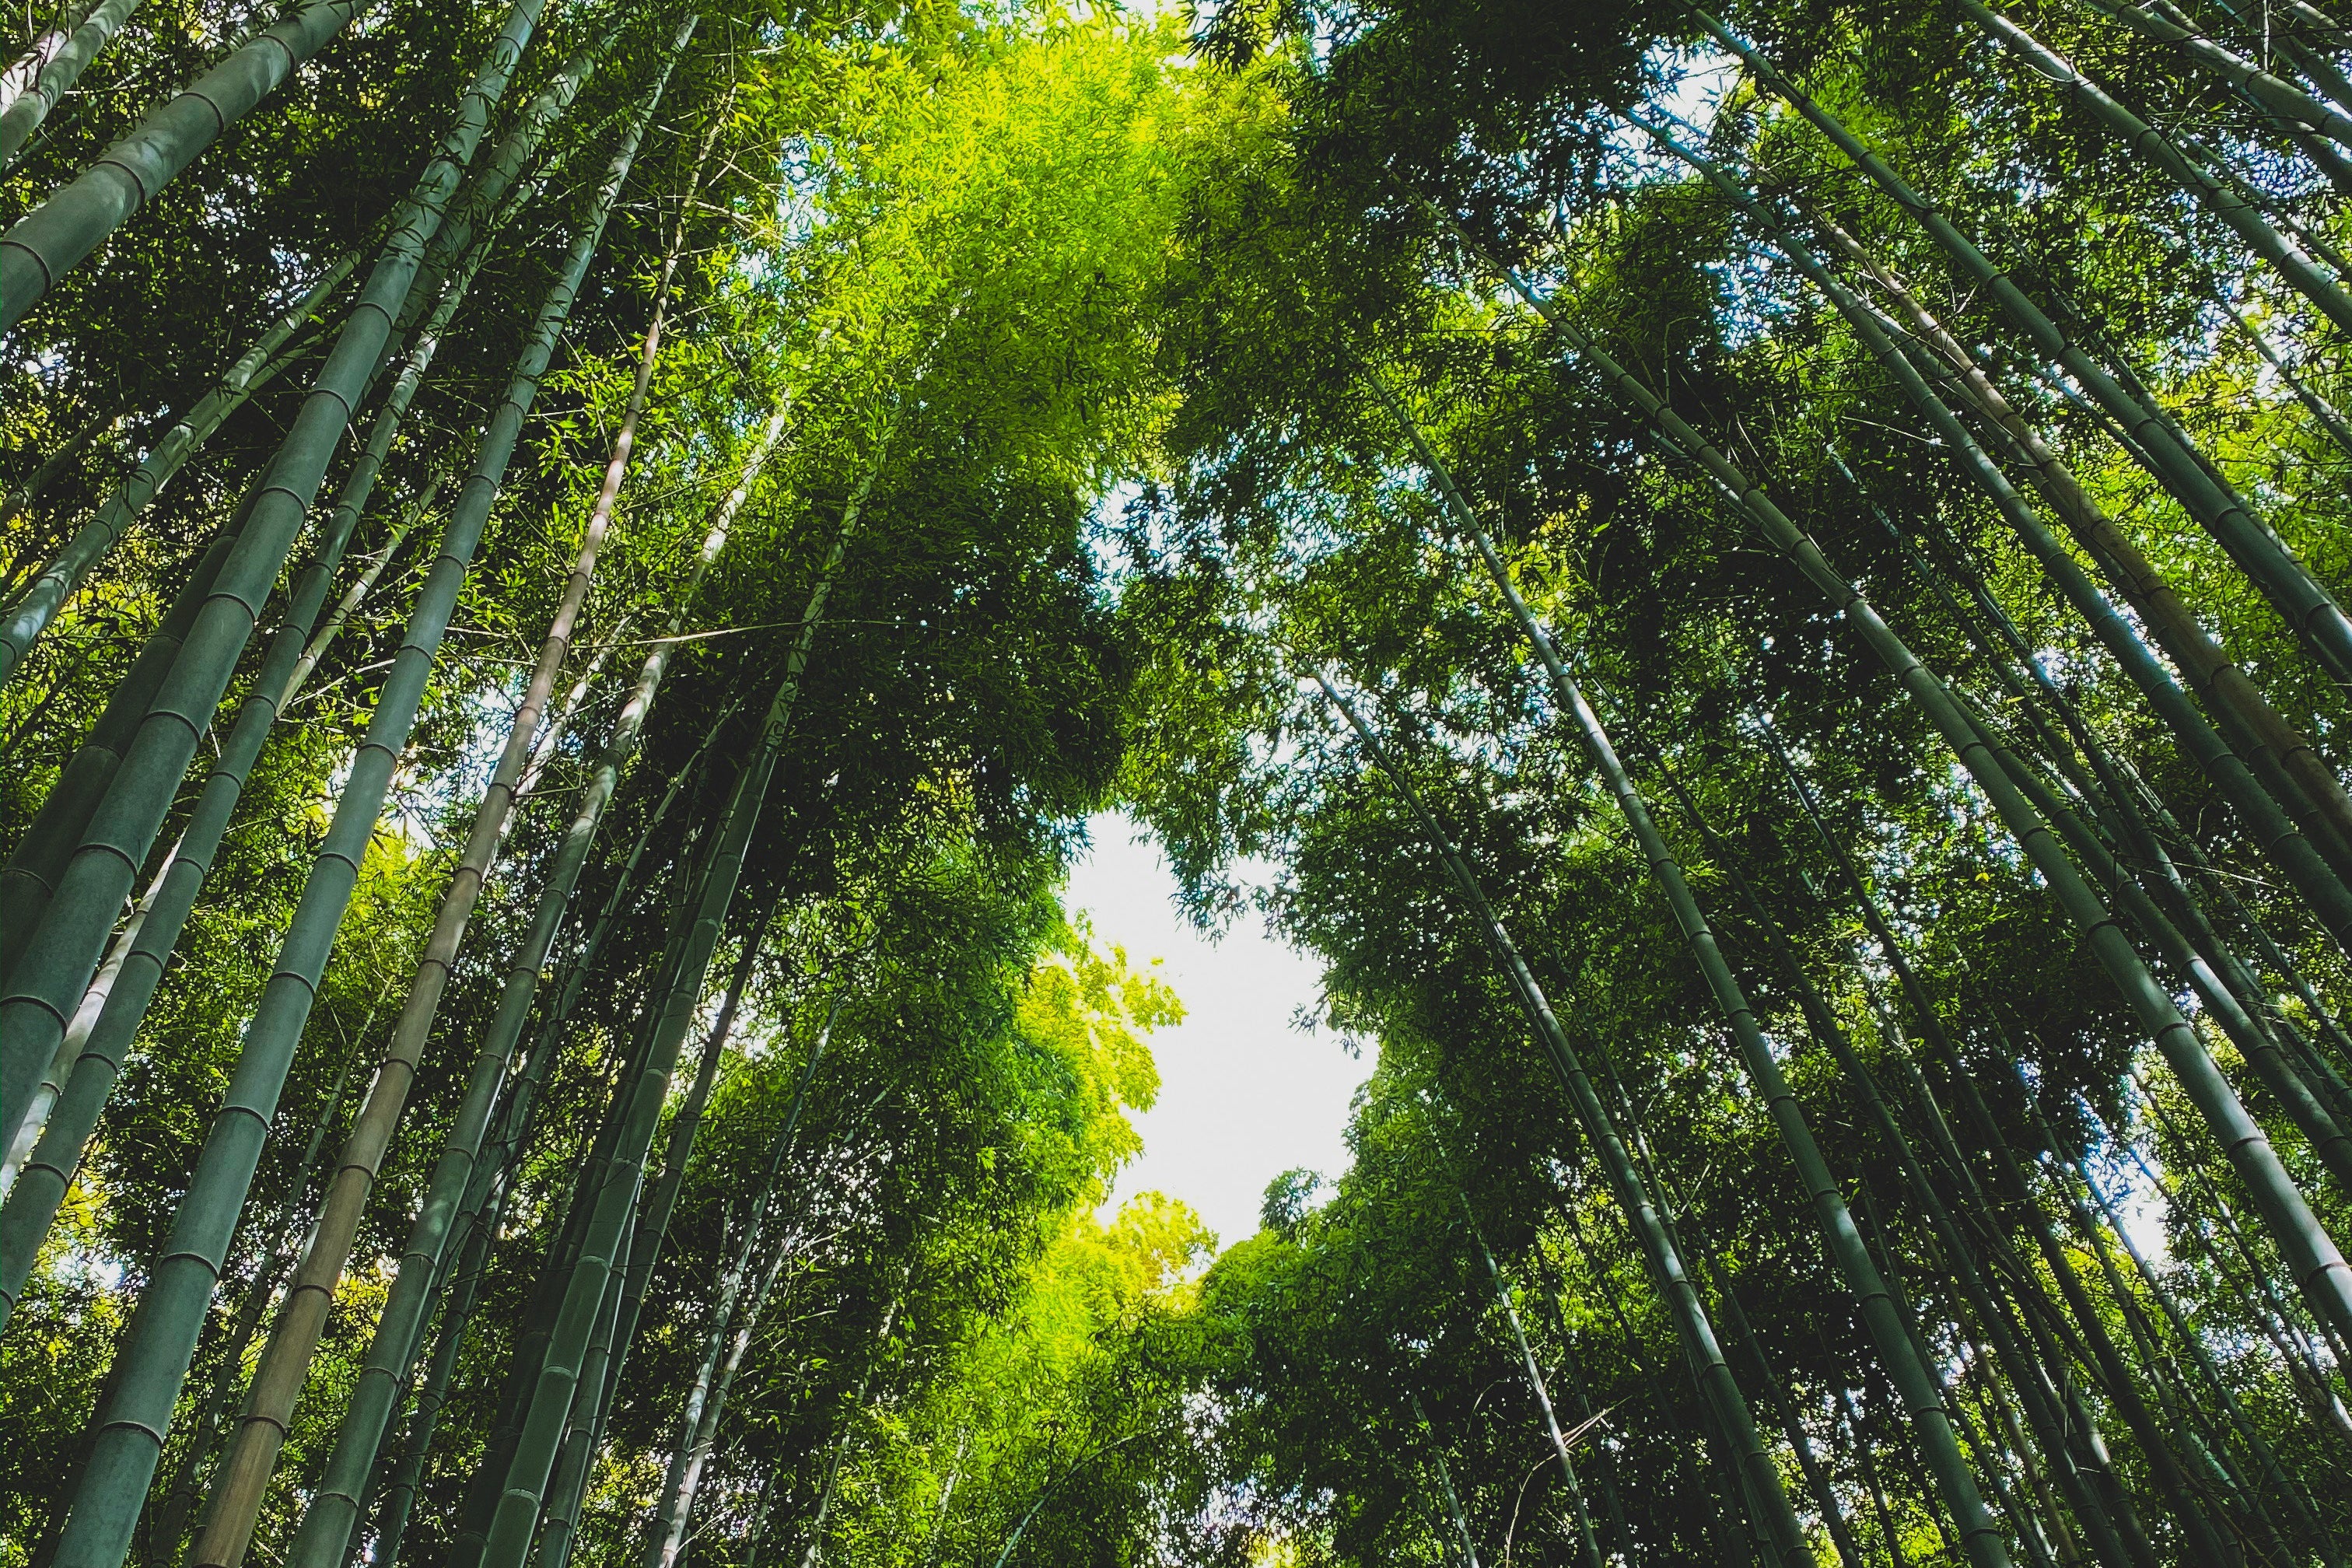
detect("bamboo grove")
[12,0,2352,1560]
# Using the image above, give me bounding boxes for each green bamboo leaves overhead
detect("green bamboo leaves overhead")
[12,0,2352,1561]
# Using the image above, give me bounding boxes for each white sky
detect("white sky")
[1066,810,1363,1251]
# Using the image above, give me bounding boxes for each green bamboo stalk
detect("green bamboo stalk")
[1433,209,2352,1354]
[0,252,351,967]
[390,23,618,348]
[40,55,626,1568]
[0,404,114,548]
[1951,1063,2240,1560]
[1656,741,2139,1568]
[0,819,172,1200]
[2056,1099,2336,1562]
[514,880,789,1568]
[0,0,101,123]
[1954,696,2352,1199]
[1524,1244,1640,1566]
[0,0,548,1111]
[1311,671,1813,1562]
[1630,111,2352,949]
[0,0,138,169]
[0,179,517,1335]
[581,894,786,1511]
[284,386,788,1568]
[1701,1255,1868,1568]
[373,845,667,1568]
[478,399,856,1568]
[527,1208,638,1568]
[1797,177,2352,884]
[2086,0,2352,141]
[1752,722,2144,1568]
[1542,989,1758,1560]
[0,0,366,331]
[1407,1389,1485,1568]
[642,989,843,1568]
[1966,0,2352,335]
[1688,3,2352,688]
[1874,489,2352,1137]
[2126,1072,2352,1438]
[1379,376,2014,1568]
[1461,1205,1605,1568]
[443,909,694,1568]
[147,1017,372,1566]
[366,1087,541,1568]
[188,161,691,1568]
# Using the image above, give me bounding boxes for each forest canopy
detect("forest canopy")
[9,0,2352,1562]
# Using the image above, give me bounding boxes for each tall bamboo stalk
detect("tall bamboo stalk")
[475,441,865,1568]
[1965,0,2352,336]
[1462,1205,1605,1568]
[0,251,352,972]
[1428,207,2352,1353]
[0,0,549,1099]
[0,181,519,1335]
[0,0,369,331]
[186,256,675,1568]
[1311,671,1813,1561]
[1688,3,2352,689]
[38,44,638,1568]
[1381,376,2017,1568]
[1407,1389,1485,1568]
[1628,112,2352,947]
[284,387,789,1568]
[147,1017,373,1566]
[640,988,842,1568]
[0,0,138,168]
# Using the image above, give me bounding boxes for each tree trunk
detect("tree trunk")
[283,386,788,1568]
[1408,1389,1484,1568]
[0,0,548,1101]
[0,250,348,691]
[1632,114,2352,949]
[188,155,690,1568]
[474,438,870,1568]
[0,0,372,331]
[1690,3,2352,688]
[1433,215,2352,1353]
[1463,1209,1604,1568]
[148,1018,370,1567]
[1313,673,1812,1562]
[1382,378,2015,1568]
[0,183,518,1336]
[36,28,639,1563]
[0,0,139,168]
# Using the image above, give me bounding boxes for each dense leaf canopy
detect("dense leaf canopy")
[9,0,2352,1563]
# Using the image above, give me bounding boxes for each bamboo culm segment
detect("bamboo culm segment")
[0,206,511,1336]
[1311,673,1815,1564]
[1450,213,2352,1353]
[478,441,859,1568]
[284,369,786,1568]
[0,0,547,1203]
[0,0,139,167]
[1381,381,2014,1568]
[37,36,610,1568]
[1626,112,2352,954]
[185,258,663,1568]
[1,492,249,986]
[0,253,350,699]
[1964,0,2352,338]
[1690,4,2352,689]
[641,989,840,1568]
[0,0,366,332]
